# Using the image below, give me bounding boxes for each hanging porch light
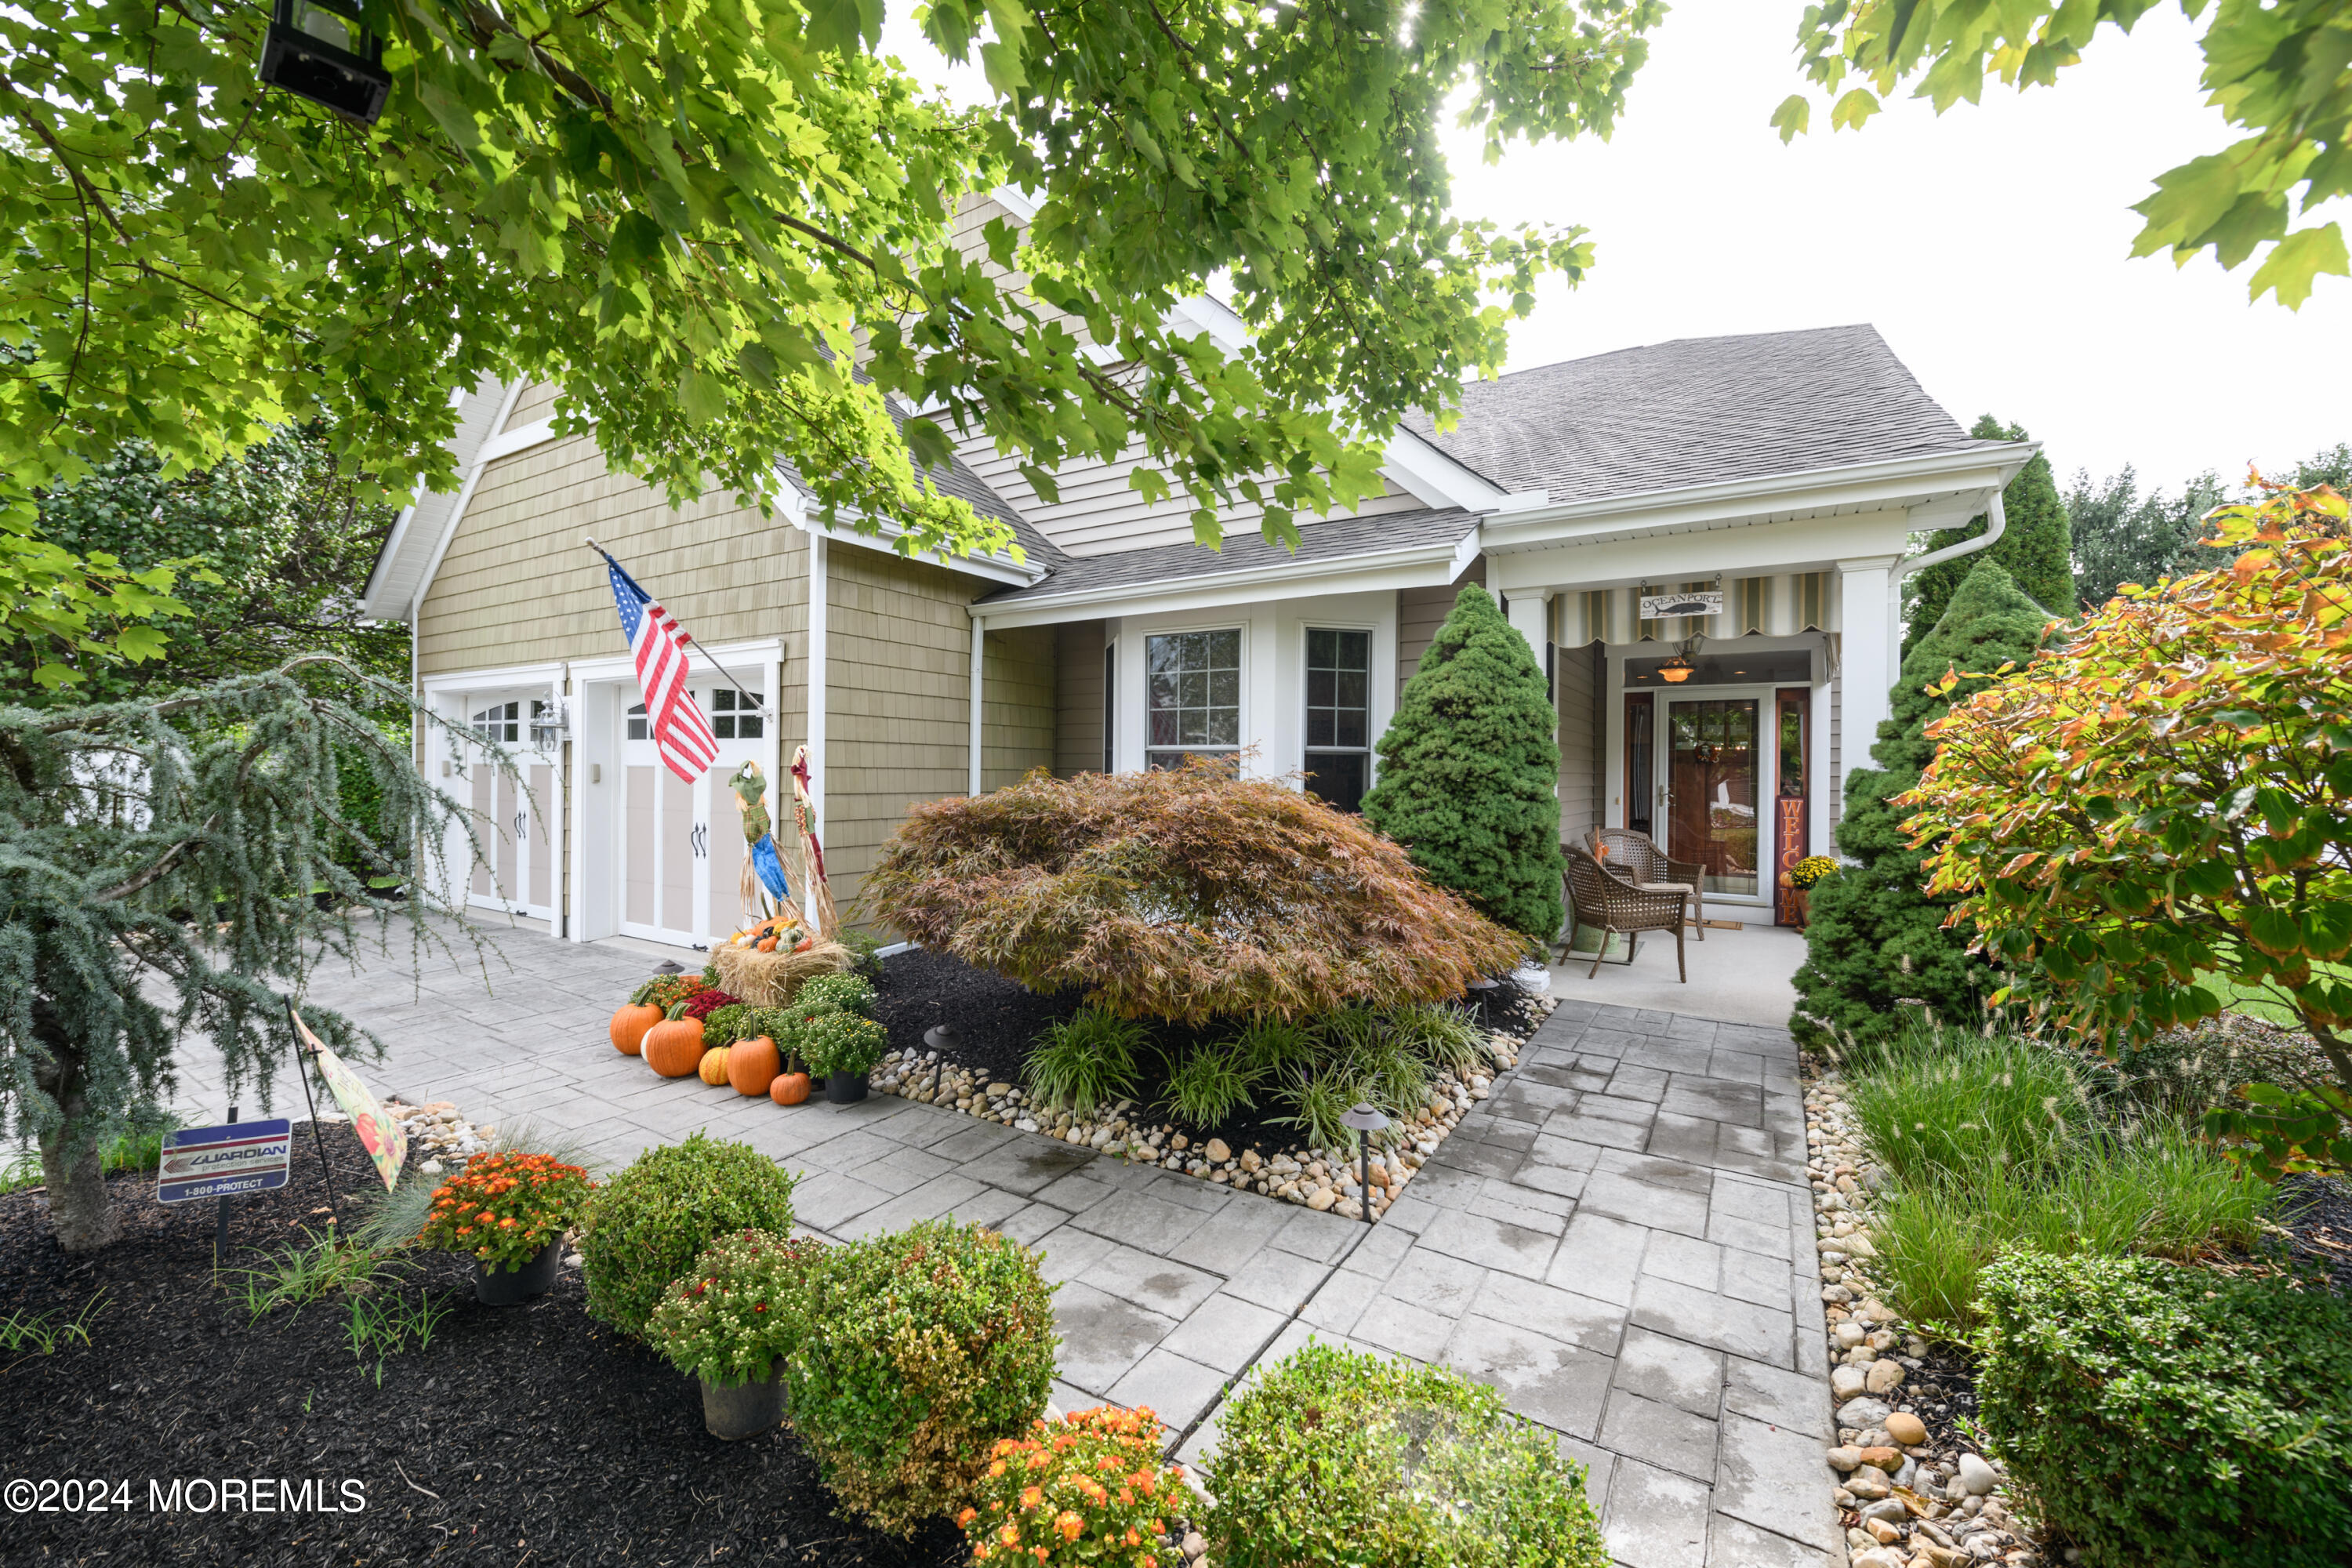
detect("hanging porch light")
[260,0,393,125]
[1658,632,1706,684]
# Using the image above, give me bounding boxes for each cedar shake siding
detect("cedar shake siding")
[1053,619,1108,777]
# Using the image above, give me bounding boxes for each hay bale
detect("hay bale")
[710,938,853,1007]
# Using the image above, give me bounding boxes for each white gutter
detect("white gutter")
[1886,487,2007,677]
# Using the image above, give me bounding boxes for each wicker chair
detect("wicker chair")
[1588,826,1705,938]
[1562,844,1688,982]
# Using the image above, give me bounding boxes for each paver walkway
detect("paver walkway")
[172,920,1835,1568]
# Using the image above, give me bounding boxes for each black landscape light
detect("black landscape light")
[923,1024,960,1051]
[1340,1102,1390,1225]
[260,0,393,125]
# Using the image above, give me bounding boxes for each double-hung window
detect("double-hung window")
[1145,630,1241,771]
[1304,628,1372,812]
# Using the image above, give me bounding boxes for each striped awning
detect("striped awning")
[1555,572,1838,645]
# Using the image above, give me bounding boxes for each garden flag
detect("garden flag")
[289,1008,405,1192]
[603,552,720,785]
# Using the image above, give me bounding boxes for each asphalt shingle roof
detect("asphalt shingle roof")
[1403,323,1995,505]
[979,505,1479,605]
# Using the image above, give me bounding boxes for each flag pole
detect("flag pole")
[584,536,769,718]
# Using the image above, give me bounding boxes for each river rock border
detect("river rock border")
[1804,1062,2053,1568]
[870,993,1555,1221]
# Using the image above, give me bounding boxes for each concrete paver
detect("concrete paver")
[176,920,1834,1566]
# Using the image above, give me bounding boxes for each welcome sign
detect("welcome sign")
[1639,590,1723,619]
[157,1120,292,1205]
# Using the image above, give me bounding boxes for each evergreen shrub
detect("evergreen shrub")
[787,1220,1057,1535]
[1206,1341,1610,1568]
[1791,560,2052,1043]
[577,1134,797,1338]
[1361,584,1562,945]
[1976,1252,2352,1567]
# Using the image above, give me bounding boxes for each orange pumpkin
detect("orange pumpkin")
[729,1036,782,1098]
[642,1017,706,1078]
[696,1047,733,1086]
[610,1003,662,1056]
[768,1071,812,1106]
[756,935,779,952]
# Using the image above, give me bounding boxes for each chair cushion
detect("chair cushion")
[1636,881,1694,896]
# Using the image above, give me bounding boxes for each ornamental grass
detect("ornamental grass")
[865,759,1527,1024]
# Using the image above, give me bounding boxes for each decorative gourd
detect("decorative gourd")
[768,1071,812,1106]
[729,1036,782,1098]
[696,1047,733,1086]
[609,1002,662,1056]
[642,1014,706,1078]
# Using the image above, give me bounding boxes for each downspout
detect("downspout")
[806,528,827,830]
[967,614,985,797]
[1886,488,2006,678]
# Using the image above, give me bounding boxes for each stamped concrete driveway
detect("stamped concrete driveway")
[173,920,1835,1568]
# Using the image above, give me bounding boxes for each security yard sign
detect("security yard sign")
[157,1120,292,1205]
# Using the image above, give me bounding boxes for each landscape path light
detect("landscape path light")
[1340,1102,1390,1224]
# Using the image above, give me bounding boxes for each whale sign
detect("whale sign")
[157,1120,292,1205]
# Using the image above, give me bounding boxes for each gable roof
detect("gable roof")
[1403,324,1994,506]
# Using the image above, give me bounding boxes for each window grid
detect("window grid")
[710,687,762,740]
[472,700,520,744]
[1145,629,1241,770]
[1303,628,1372,813]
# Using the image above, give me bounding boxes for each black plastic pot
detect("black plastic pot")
[699,1367,786,1439]
[825,1071,868,1105]
[473,1240,561,1305]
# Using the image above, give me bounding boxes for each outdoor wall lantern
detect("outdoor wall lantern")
[1340,1102,1391,1225]
[260,0,393,125]
[1657,632,1707,684]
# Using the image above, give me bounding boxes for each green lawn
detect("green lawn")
[2201,964,2350,1029]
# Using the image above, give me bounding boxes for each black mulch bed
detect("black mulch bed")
[2277,1171,2352,1291]
[869,946,1541,1156]
[1,1123,961,1567]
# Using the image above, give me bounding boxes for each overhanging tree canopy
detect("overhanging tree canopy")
[1770,0,2352,308]
[1,0,1663,684]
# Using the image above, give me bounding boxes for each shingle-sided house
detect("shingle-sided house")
[361,195,2033,954]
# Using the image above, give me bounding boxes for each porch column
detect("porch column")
[1504,588,1555,730]
[1836,554,1899,790]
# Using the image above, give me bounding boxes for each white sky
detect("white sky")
[880,0,2348,495]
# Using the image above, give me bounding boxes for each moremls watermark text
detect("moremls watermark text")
[5,1476,368,1513]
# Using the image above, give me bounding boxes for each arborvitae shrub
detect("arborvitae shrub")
[1361,583,1562,946]
[1791,561,2052,1043]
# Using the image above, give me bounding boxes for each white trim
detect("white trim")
[1480,443,2038,554]
[873,939,920,959]
[979,528,1481,628]
[566,637,784,686]
[1377,423,1542,514]
[406,380,526,625]
[479,413,587,464]
[988,184,1040,222]
[789,508,1045,587]
[421,660,565,694]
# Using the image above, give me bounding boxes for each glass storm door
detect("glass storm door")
[1664,699,1760,897]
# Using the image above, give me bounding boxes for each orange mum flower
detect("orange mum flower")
[1020,1486,1042,1512]
[998,1523,1020,1548]
[1055,1511,1083,1542]
[956,1507,977,1527]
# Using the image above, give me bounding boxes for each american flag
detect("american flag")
[605,557,720,784]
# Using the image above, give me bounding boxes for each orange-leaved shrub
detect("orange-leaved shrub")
[865,760,1527,1023]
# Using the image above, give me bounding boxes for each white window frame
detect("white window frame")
[1142,623,1247,772]
[1301,622,1377,811]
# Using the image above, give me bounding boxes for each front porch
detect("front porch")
[1548,920,1808,1030]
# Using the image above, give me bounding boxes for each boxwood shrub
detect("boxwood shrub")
[786,1218,1055,1535]
[1205,1341,1610,1568]
[1976,1251,2352,1567]
[577,1134,797,1338]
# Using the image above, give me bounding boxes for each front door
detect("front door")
[1664,698,1760,898]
